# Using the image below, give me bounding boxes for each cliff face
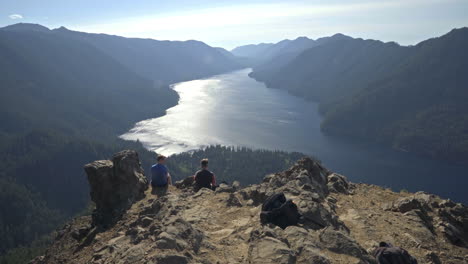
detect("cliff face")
[32,150,468,264]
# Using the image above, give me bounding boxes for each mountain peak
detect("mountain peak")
[1,23,50,32]
[329,33,352,40]
[54,26,70,31]
[293,36,313,42]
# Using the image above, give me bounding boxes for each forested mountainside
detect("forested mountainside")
[230,42,274,58]
[250,33,353,80]
[51,26,242,83]
[249,28,468,163]
[231,37,316,66]
[0,23,241,258]
[231,34,351,67]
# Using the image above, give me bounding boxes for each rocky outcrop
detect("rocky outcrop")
[327,173,351,194]
[84,150,148,226]
[32,153,468,264]
[383,192,468,247]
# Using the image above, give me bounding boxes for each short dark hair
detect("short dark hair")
[201,158,209,167]
[157,155,166,162]
[379,242,389,247]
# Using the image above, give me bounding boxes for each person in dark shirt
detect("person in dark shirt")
[373,242,418,264]
[151,155,172,188]
[194,158,216,190]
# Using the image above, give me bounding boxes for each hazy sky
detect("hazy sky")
[1,0,468,49]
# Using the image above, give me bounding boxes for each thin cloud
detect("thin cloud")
[77,0,456,35]
[9,14,23,20]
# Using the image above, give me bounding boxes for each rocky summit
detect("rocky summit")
[31,150,468,264]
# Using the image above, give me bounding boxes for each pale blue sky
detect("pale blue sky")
[1,0,468,49]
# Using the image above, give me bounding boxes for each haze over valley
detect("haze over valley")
[0,1,468,262]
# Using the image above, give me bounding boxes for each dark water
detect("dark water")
[121,69,468,204]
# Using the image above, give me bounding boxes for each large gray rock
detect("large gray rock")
[388,197,424,213]
[297,198,334,229]
[327,173,350,194]
[263,157,330,199]
[298,247,331,264]
[282,226,331,263]
[384,193,468,247]
[437,203,468,247]
[319,228,375,263]
[84,150,148,226]
[248,236,295,264]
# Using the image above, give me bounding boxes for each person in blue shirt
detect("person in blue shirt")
[151,155,172,188]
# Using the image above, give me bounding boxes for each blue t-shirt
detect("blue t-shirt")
[151,163,168,186]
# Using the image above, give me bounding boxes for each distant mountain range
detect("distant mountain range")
[0,23,242,255]
[246,28,468,163]
[1,22,467,258]
[3,23,241,84]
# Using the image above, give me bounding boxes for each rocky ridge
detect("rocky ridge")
[31,150,468,263]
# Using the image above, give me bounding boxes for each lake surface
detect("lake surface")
[121,68,468,204]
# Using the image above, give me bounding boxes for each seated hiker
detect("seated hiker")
[151,155,172,188]
[373,242,418,264]
[260,193,301,229]
[194,158,216,190]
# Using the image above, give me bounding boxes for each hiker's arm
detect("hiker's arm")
[212,173,216,186]
[165,167,172,184]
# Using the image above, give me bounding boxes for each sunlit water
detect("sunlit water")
[122,69,468,204]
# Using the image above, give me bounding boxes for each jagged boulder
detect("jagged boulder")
[248,227,296,264]
[383,193,468,247]
[84,150,148,226]
[283,226,331,263]
[327,173,350,194]
[263,157,330,199]
[386,197,425,213]
[436,203,468,247]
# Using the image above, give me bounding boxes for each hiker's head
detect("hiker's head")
[379,242,389,248]
[157,155,166,164]
[201,158,209,169]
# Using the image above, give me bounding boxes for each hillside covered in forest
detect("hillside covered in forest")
[248,28,468,163]
[0,23,242,260]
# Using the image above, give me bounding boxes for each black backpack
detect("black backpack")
[260,193,301,229]
[374,246,418,264]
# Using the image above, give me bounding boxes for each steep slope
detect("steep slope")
[250,37,408,102]
[250,28,468,163]
[32,151,468,264]
[53,26,242,83]
[0,22,246,255]
[0,26,170,254]
[232,37,318,67]
[0,178,63,255]
[0,29,177,137]
[321,28,468,163]
[251,34,353,81]
[231,43,274,58]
